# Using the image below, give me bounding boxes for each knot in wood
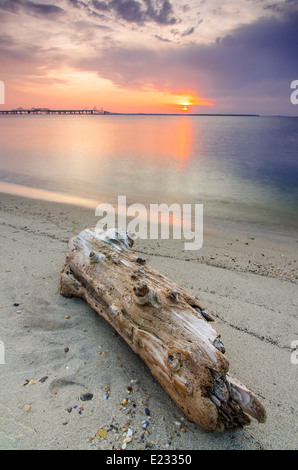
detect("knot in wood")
[89,251,106,264]
[133,283,149,297]
[167,353,181,371]
[170,289,179,303]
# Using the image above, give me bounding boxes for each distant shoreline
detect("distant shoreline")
[1,109,297,117]
[0,108,260,117]
[103,112,261,117]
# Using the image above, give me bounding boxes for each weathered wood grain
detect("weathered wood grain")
[60,228,266,432]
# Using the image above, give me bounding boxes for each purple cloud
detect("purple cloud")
[90,0,177,25]
[0,0,64,17]
[73,2,298,111]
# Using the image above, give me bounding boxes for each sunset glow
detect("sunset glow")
[0,0,297,115]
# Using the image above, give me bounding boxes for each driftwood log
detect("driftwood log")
[60,228,266,432]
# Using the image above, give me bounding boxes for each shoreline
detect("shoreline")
[0,186,297,282]
[0,192,297,449]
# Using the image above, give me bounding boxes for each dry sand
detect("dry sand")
[0,192,297,450]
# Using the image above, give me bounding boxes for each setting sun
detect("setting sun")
[171,93,215,113]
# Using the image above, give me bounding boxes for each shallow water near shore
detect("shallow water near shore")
[0,114,297,238]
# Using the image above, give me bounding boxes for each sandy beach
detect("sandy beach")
[0,192,297,450]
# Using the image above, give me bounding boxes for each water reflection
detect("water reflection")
[0,181,99,208]
[0,115,297,230]
[176,118,194,171]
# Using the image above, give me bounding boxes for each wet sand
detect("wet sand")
[0,192,297,450]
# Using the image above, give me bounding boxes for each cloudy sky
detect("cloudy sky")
[0,0,297,114]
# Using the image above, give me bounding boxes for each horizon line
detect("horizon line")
[0,107,297,117]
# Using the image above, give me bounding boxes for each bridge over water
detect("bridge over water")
[0,108,107,115]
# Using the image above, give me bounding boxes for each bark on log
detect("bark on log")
[60,228,266,432]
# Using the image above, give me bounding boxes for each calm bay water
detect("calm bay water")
[0,114,297,235]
